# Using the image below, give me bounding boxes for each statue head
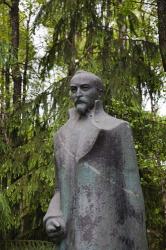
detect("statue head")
[70,70,104,115]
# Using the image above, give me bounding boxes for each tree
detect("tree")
[157,0,166,71]
[0,0,165,249]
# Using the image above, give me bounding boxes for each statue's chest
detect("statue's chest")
[61,118,97,159]
[68,119,89,154]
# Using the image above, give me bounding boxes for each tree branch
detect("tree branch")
[131,0,157,7]
[0,0,11,8]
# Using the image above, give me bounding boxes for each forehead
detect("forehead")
[70,74,97,86]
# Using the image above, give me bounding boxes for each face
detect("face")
[70,77,99,115]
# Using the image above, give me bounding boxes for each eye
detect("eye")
[81,84,90,91]
[70,86,77,93]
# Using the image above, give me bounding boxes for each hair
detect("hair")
[71,70,104,92]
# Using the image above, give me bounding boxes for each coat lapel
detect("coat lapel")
[58,107,100,163]
[75,122,100,162]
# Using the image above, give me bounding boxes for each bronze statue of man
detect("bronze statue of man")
[44,71,148,250]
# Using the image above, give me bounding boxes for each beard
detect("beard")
[75,102,88,115]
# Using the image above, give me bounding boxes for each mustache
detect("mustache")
[75,98,88,105]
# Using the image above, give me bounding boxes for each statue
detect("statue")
[44,71,148,250]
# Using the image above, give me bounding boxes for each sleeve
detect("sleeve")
[43,133,63,225]
[118,122,148,249]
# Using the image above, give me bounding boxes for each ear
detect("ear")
[98,88,104,98]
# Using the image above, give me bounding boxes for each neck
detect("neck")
[69,100,104,119]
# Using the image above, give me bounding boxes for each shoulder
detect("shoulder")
[92,110,130,131]
[53,115,74,144]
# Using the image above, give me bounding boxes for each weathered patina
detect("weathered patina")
[44,71,148,250]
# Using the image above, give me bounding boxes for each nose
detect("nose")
[76,87,82,97]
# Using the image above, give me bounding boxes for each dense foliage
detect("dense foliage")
[0,0,165,249]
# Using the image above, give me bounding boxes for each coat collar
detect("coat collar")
[57,100,123,162]
[68,100,104,121]
[58,101,104,162]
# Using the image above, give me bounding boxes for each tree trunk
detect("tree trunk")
[5,64,10,110]
[102,0,112,72]
[23,12,31,103]
[157,0,166,71]
[0,68,9,144]
[9,0,22,105]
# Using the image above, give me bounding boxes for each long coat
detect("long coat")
[44,101,148,250]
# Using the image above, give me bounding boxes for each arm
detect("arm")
[119,122,148,249]
[43,190,63,224]
[43,134,65,241]
[43,190,65,240]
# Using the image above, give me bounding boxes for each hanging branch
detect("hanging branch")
[0,0,11,8]
[157,0,166,71]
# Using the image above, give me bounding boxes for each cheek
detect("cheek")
[87,90,98,101]
[84,93,98,108]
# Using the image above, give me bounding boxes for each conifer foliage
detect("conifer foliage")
[0,0,165,249]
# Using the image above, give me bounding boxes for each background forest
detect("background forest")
[0,0,165,249]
